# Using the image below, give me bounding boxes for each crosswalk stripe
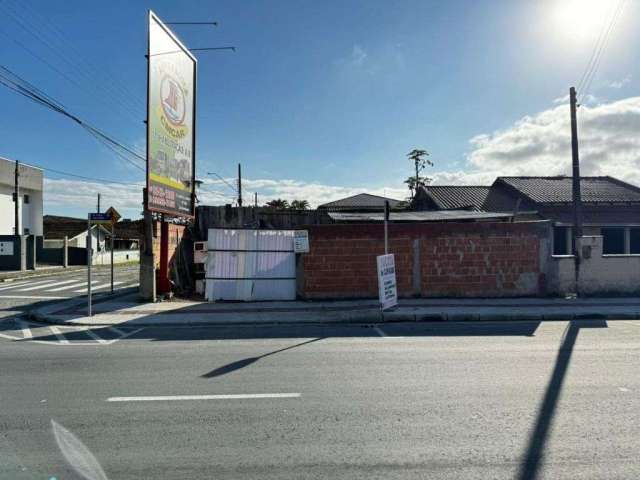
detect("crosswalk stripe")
[47,280,98,292]
[92,281,125,291]
[18,320,32,339]
[74,282,107,293]
[0,279,59,291]
[18,279,80,291]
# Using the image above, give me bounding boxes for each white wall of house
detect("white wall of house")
[547,235,640,295]
[0,158,43,236]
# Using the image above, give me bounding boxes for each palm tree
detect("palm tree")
[265,198,289,209]
[290,199,310,210]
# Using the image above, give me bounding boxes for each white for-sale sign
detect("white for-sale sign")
[376,254,398,310]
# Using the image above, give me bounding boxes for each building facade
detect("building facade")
[0,157,43,236]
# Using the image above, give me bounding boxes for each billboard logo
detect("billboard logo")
[160,75,186,126]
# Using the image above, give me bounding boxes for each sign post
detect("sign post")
[384,200,390,255]
[143,11,197,299]
[376,254,398,311]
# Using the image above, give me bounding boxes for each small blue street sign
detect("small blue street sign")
[89,212,112,224]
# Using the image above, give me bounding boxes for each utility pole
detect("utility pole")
[237,163,242,207]
[97,193,101,213]
[14,160,19,235]
[254,192,258,207]
[237,163,243,227]
[570,86,583,293]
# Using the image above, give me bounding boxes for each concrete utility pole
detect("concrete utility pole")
[97,193,101,213]
[237,163,243,227]
[254,192,258,207]
[237,163,242,207]
[570,86,583,294]
[14,160,19,235]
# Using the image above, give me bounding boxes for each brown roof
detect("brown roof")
[44,215,142,240]
[318,193,404,211]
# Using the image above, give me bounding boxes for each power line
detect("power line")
[577,0,627,104]
[206,172,238,193]
[0,0,145,123]
[0,66,146,171]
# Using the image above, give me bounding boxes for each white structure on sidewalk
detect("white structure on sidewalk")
[206,228,297,301]
[0,156,43,235]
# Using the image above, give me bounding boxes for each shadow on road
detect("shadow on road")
[201,337,323,379]
[518,319,607,480]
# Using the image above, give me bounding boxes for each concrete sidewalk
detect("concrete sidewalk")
[30,293,640,327]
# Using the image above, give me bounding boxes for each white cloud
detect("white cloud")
[608,74,631,89]
[44,178,144,218]
[351,45,368,66]
[434,96,640,187]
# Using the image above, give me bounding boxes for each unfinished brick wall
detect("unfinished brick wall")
[300,221,549,299]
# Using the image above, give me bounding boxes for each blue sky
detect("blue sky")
[0,0,638,218]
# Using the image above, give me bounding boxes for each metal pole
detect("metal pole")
[87,215,92,317]
[14,160,19,235]
[237,163,243,227]
[384,200,389,255]
[110,223,114,294]
[570,86,582,294]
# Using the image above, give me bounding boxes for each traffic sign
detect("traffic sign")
[89,212,112,224]
[105,206,121,223]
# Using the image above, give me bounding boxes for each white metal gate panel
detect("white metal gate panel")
[205,228,296,301]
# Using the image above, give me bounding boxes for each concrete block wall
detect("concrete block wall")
[548,236,640,296]
[300,221,550,299]
[152,222,185,268]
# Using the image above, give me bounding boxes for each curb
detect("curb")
[27,308,640,328]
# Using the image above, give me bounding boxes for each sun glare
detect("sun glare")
[552,0,615,43]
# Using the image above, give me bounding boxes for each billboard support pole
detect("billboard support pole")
[159,216,170,294]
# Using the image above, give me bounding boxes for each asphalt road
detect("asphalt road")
[1,312,639,479]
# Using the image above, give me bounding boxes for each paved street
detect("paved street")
[1,313,639,479]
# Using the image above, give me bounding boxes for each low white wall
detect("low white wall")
[93,249,139,265]
[547,236,640,296]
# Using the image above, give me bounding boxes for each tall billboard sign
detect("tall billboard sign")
[147,11,196,218]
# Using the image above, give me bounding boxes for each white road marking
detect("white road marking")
[92,281,125,291]
[67,326,108,344]
[17,280,77,291]
[33,279,85,291]
[106,327,143,344]
[18,320,32,339]
[373,326,387,337]
[107,393,301,402]
[0,295,66,299]
[47,280,94,292]
[619,387,629,392]
[73,282,107,293]
[49,326,69,344]
[0,279,59,291]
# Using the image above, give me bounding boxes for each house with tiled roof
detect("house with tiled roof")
[415,176,640,256]
[318,193,405,211]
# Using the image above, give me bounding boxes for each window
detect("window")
[553,226,571,255]
[601,227,625,254]
[630,228,640,254]
[23,194,30,204]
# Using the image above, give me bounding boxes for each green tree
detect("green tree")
[265,198,289,209]
[406,149,433,198]
[290,199,310,210]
